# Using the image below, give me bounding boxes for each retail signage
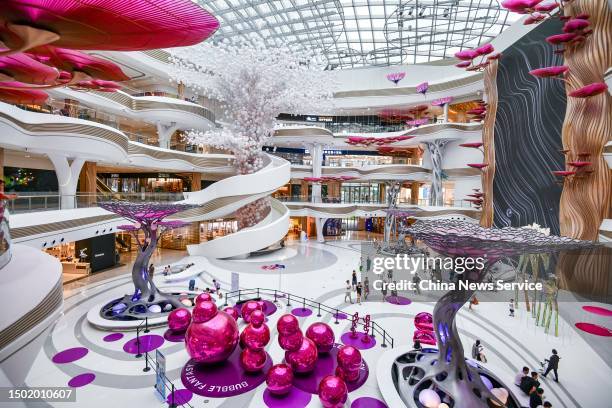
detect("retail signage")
[158,173,170,178]
[155,350,166,399]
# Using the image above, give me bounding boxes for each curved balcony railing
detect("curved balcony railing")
[274,195,478,208]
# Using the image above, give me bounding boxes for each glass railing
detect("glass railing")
[275,195,478,208]
[6,192,185,214]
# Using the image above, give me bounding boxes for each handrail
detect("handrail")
[274,195,478,208]
[221,287,394,349]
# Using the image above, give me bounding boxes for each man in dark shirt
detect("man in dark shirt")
[542,349,560,382]
[520,372,540,395]
[529,388,544,408]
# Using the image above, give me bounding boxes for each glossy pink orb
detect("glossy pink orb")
[335,364,359,383]
[242,323,270,350]
[278,329,304,351]
[277,314,300,335]
[167,308,191,332]
[306,322,335,353]
[285,337,318,373]
[195,292,213,305]
[257,300,266,312]
[185,309,239,364]
[192,300,218,323]
[266,363,294,396]
[223,306,239,321]
[318,375,348,408]
[337,345,362,372]
[240,347,267,372]
[241,301,262,323]
[250,310,265,327]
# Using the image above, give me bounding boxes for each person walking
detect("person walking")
[472,340,487,363]
[351,270,357,290]
[363,277,370,300]
[356,282,362,305]
[381,279,388,302]
[509,298,515,317]
[344,280,353,304]
[413,273,421,294]
[529,388,544,408]
[542,349,560,382]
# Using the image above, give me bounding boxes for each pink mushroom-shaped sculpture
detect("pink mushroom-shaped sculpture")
[534,2,558,12]
[285,337,318,374]
[335,345,362,382]
[318,375,348,408]
[168,308,191,332]
[568,82,608,98]
[455,60,472,68]
[552,170,576,177]
[459,142,484,149]
[305,322,335,353]
[416,82,429,95]
[185,301,239,364]
[529,66,569,78]
[266,364,294,396]
[223,306,239,321]
[454,49,479,61]
[563,18,590,33]
[194,292,213,305]
[546,33,577,45]
[467,163,489,170]
[241,300,263,323]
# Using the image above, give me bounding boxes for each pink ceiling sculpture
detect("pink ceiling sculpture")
[0,53,59,84]
[459,142,484,149]
[303,176,357,183]
[500,0,543,14]
[386,72,406,85]
[406,118,429,127]
[546,33,577,45]
[0,0,220,56]
[416,82,429,96]
[563,18,590,33]
[345,135,413,146]
[529,65,569,78]
[431,97,453,107]
[524,13,547,25]
[568,82,608,98]
[467,163,489,170]
[534,2,558,12]
[454,44,498,72]
[0,83,49,104]
[455,61,472,68]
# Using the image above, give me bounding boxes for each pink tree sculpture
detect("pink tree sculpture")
[386,72,406,85]
[98,201,198,319]
[416,82,429,96]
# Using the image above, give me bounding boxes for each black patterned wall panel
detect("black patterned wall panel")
[493,18,566,235]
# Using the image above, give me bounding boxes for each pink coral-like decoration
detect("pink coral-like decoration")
[386,72,406,85]
[0,53,59,85]
[529,65,569,78]
[567,161,592,168]
[431,96,453,107]
[568,82,608,98]
[455,60,472,68]
[534,2,557,12]
[487,52,502,60]
[546,33,577,45]
[454,49,479,61]
[459,142,484,149]
[416,82,429,95]
[501,0,543,13]
[552,170,576,177]
[467,163,489,170]
[475,43,494,56]
[524,13,546,25]
[563,18,590,33]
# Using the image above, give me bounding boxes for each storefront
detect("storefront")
[99,172,192,193]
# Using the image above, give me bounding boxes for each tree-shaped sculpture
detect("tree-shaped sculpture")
[393,219,594,408]
[98,201,198,319]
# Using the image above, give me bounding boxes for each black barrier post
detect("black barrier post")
[370,324,375,339]
[381,330,387,348]
[143,351,151,372]
[274,290,278,303]
[238,290,241,303]
[317,303,321,317]
[302,297,306,312]
[334,309,339,324]
[135,327,142,358]
[144,317,150,333]
[287,293,291,307]
[169,383,176,408]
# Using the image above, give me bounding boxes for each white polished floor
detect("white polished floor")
[20,241,611,408]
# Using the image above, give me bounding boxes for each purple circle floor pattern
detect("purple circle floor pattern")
[340,332,377,350]
[68,373,96,388]
[291,307,313,317]
[52,347,89,364]
[164,329,186,343]
[181,347,272,398]
[385,295,411,305]
[291,344,368,395]
[351,397,388,408]
[102,333,124,342]
[123,334,165,354]
[582,305,612,317]
[333,312,348,320]
[167,389,193,405]
[263,387,312,408]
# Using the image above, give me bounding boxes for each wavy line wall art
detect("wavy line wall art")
[492,18,566,235]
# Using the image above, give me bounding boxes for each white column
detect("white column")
[443,103,449,122]
[48,154,85,210]
[156,122,178,149]
[310,143,324,203]
[315,217,327,243]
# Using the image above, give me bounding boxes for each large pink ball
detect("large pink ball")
[277,314,300,335]
[337,345,362,372]
[242,323,270,350]
[266,364,293,396]
[192,301,218,323]
[335,364,359,383]
[241,301,262,323]
[223,306,239,321]
[240,348,267,372]
[318,375,348,408]
[279,329,304,351]
[168,308,191,332]
[250,310,265,327]
[306,322,335,353]
[185,310,239,364]
[195,292,213,305]
[285,337,318,373]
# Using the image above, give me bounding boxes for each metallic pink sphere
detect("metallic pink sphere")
[223,306,239,321]
[167,308,191,332]
[266,364,293,396]
[337,345,362,372]
[241,301,262,323]
[240,347,267,372]
[335,364,359,383]
[195,292,213,305]
[318,375,348,408]
[257,300,266,312]
[242,323,270,350]
[250,309,265,327]
[306,322,335,353]
[278,329,304,351]
[192,300,218,323]
[285,337,318,373]
[277,314,300,335]
[185,309,239,364]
